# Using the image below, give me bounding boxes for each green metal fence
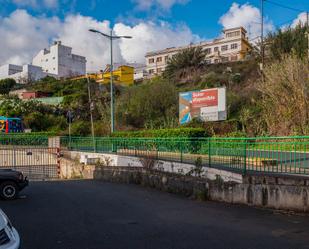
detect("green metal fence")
[0,134,49,146]
[60,136,309,175]
[0,134,308,175]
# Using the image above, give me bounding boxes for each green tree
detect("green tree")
[163,46,206,83]
[266,24,308,60]
[0,78,16,95]
[117,80,178,129]
[259,54,309,135]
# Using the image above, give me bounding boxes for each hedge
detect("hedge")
[111,128,209,138]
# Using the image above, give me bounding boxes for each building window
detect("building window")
[46,59,48,62]
[53,68,56,71]
[149,69,155,74]
[164,56,169,62]
[156,57,162,62]
[226,31,240,38]
[231,43,238,49]
[205,48,212,54]
[149,58,154,64]
[205,59,212,64]
[221,45,228,51]
[157,68,162,73]
[221,57,229,63]
[214,47,219,52]
[231,55,238,61]
[52,57,55,60]
[214,59,220,64]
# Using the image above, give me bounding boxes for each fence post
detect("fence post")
[12,145,16,169]
[243,140,247,175]
[94,138,97,153]
[208,138,211,167]
[57,147,61,178]
[180,141,183,163]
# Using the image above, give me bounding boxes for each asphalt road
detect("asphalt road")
[1,180,309,249]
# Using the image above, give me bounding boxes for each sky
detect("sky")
[0,0,308,71]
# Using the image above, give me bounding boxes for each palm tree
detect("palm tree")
[163,46,206,82]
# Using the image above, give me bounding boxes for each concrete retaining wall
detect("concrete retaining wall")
[61,150,309,212]
[92,167,309,212]
[65,151,242,183]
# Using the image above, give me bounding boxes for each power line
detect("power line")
[263,0,309,30]
[264,0,307,13]
[274,17,301,28]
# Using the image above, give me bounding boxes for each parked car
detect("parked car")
[0,209,20,249]
[0,170,28,200]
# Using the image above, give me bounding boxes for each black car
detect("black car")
[0,169,29,200]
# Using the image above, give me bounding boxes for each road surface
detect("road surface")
[1,180,309,249]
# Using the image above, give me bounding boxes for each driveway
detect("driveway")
[1,180,309,249]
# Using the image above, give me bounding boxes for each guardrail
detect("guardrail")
[0,134,49,146]
[1,134,308,175]
[60,136,309,175]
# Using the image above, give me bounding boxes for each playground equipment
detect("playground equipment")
[0,116,23,133]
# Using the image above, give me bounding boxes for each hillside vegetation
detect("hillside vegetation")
[0,24,308,137]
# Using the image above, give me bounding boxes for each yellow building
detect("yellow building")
[71,65,134,86]
[97,65,134,85]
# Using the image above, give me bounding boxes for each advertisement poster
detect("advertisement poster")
[179,87,226,124]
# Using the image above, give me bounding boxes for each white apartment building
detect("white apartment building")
[0,64,50,83]
[32,41,86,78]
[0,64,22,76]
[145,27,252,77]
[0,41,87,83]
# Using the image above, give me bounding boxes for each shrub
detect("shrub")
[70,121,91,136]
[111,128,209,138]
[0,78,16,95]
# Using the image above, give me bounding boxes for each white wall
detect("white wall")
[0,64,22,80]
[32,41,86,78]
[68,151,243,183]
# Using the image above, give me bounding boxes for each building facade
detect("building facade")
[0,64,49,84]
[0,41,87,84]
[145,27,252,77]
[32,41,86,78]
[0,64,22,77]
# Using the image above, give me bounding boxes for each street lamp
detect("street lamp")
[89,28,132,133]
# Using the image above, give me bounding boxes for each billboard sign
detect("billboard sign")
[179,87,226,124]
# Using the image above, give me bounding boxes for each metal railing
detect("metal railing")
[60,136,309,175]
[0,134,49,146]
[1,134,308,175]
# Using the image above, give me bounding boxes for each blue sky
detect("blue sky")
[0,0,308,69]
[1,0,307,37]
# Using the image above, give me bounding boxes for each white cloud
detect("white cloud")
[56,15,123,72]
[132,0,189,11]
[219,3,273,39]
[12,0,58,9]
[0,9,61,65]
[114,21,198,63]
[291,12,307,28]
[0,9,198,71]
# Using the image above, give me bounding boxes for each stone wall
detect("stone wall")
[61,150,309,212]
[65,151,243,183]
[91,167,309,212]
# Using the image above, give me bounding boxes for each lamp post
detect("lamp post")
[89,28,132,133]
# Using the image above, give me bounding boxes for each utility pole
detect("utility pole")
[306,11,309,59]
[86,74,95,152]
[110,29,115,133]
[88,28,132,134]
[261,0,265,72]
